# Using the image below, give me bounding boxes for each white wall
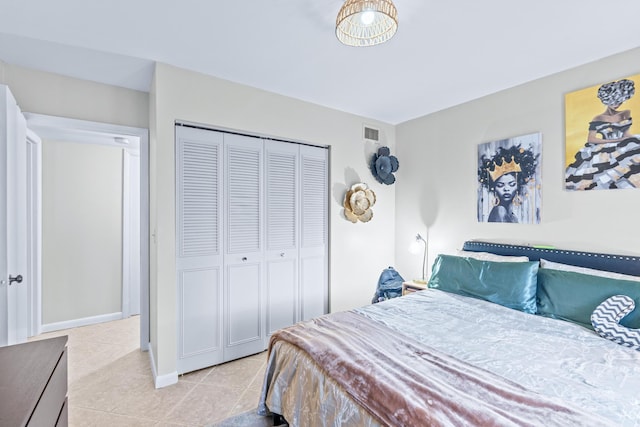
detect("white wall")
[149,63,396,378]
[0,62,149,129]
[395,46,640,280]
[42,140,123,323]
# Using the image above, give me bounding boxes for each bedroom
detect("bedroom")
[1,1,640,425]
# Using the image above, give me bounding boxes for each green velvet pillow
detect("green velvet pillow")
[536,268,640,328]
[428,255,538,313]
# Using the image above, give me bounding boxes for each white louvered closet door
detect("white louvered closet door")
[223,133,266,361]
[264,141,299,335]
[175,126,223,374]
[299,145,328,321]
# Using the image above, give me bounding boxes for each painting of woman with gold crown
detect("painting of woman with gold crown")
[477,133,541,223]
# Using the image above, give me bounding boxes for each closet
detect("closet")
[175,125,328,374]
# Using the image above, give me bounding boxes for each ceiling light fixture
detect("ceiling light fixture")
[336,0,398,47]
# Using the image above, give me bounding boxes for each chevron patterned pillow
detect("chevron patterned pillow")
[591,295,640,351]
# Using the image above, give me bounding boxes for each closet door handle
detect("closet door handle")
[242,257,248,262]
[280,253,285,257]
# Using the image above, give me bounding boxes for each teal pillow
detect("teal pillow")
[428,255,538,313]
[537,268,640,328]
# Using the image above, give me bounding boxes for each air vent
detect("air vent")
[363,125,380,142]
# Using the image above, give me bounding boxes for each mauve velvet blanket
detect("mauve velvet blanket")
[269,310,612,427]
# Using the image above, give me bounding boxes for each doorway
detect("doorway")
[24,113,149,350]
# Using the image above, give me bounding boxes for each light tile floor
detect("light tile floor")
[29,316,267,426]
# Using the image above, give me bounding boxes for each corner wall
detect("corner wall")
[395,47,640,280]
[150,63,396,380]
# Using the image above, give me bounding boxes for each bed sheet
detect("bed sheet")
[260,289,640,426]
[357,290,640,425]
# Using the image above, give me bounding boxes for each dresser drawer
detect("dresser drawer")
[0,336,68,427]
[29,348,67,427]
[55,398,68,427]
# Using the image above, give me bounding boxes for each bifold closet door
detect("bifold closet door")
[175,126,223,374]
[265,141,298,335]
[223,133,266,361]
[176,125,328,373]
[299,145,328,321]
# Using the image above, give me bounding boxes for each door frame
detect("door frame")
[24,113,150,351]
[26,128,42,337]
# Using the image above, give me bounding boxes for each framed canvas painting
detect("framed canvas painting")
[477,133,541,224]
[565,74,640,190]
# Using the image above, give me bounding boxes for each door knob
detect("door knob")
[242,257,248,262]
[9,275,23,285]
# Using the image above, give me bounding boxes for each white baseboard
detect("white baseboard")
[41,312,123,333]
[148,344,178,389]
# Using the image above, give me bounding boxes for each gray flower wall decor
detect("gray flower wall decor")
[370,146,399,185]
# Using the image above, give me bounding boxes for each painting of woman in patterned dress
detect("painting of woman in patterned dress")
[565,77,640,190]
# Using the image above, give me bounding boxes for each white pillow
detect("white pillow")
[540,259,640,283]
[456,250,529,263]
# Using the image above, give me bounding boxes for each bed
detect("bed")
[258,241,640,426]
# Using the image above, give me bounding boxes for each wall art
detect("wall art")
[477,133,542,224]
[565,74,640,190]
[370,146,399,185]
[343,182,376,223]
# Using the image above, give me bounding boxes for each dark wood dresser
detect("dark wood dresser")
[0,336,68,427]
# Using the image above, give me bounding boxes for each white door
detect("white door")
[176,126,224,374]
[224,133,265,361]
[264,141,298,335]
[299,145,328,321]
[0,85,28,346]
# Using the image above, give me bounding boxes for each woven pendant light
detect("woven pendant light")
[336,0,398,47]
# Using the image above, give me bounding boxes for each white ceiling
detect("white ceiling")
[1,0,639,124]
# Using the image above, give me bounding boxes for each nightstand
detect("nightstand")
[402,280,428,296]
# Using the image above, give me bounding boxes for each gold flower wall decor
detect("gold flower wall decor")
[343,182,376,223]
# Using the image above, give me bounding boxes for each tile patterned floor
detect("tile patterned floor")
[29,316,267,426]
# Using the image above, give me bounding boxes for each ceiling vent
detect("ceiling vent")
[363,125,380,142]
